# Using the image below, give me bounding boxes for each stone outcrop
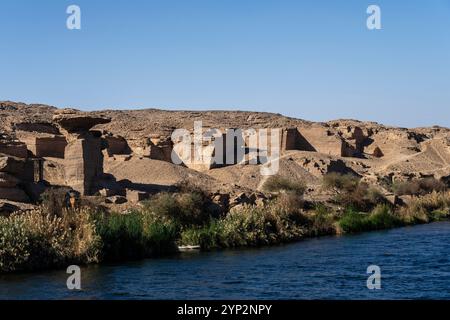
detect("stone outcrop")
[18,134,67,158]
[53,109,111,133]
[63,133,105,195]
[2,101,450,209]
[297,125,350,157]
[104,135,131,157]
[53,110,112,195]
[0,187,29,203]
[0,152,31,203]
[0,172,19,188]
[0,134,28,158]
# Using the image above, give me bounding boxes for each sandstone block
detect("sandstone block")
[0,155,25,175]
[0,187,30,203]
[126,189,149,203]
[105,196,128,204]
[0,172,19,188]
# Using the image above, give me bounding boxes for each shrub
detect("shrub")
[0,216,30,273]
[180,220,224,250]
[365,187,386,205]
[323,173,385,211]
[143,191,211,227]
[418,178,447,194]
[323,173,360,193]
[177,192,211,226]
[175,179,208,196]
[143,193,179,223]
[95,211,145,260]
[221,206,272,247]
[399,191,450,223]
[368,204,403,230]
[393,178,447,196]
[39,187,73,217]
[338,209,370,233]
[271,191,305,213]
[0,208,101,273]
[308,204,336,236]
[338,205,403,233]
[217,203,306,248]
[263,176,306,196]
[393,180,421,196]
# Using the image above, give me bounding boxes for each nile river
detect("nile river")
[1,222,450,299]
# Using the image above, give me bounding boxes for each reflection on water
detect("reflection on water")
[1,222,450,299]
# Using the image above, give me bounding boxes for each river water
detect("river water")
[1,221,450,299]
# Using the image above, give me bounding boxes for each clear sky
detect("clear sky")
[1,0,449,128]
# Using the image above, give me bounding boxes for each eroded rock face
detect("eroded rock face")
[53,109,111,133]
[64,134,105,195]
[2,101,450,208]
[0,188,29,203]
[18,134,67,158]
[0,155,26,175]
[298,125,348,157]
[0,172,19,188]
[0,134,28,159]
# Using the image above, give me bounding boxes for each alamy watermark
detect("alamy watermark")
[367,265,381,290]
[171,121,281,176]
[66,5,81,30]
[66,265,81,290]
[65,5,381,31]
[367,5,382,30]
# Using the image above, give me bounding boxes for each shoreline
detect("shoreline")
[2,188,449,275]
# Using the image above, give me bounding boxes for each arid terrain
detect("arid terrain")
[1,100,450,214]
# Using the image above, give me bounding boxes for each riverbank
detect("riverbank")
[3,221,450,299]
[1,175,450,273]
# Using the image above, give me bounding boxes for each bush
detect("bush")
[95,211,178,261]
[263,176,306,196]
[0,216,30,272]
[220,206,272,247]
[365,187,386,205]
[0,208,101,273]
[368,204,403,230]
[221,203,306,247]
[418,178,447,194]
[323,173,385,211]
[95,211,146,260]
[271,191,305,213]
[308,204,336,236]
[143,191,211,227]
[399,191,450,223]
[338,205,403,233]
[39,187,73,217]
[143,193,179,223]
[175,179,208,196]
[338,209,370,233]
[180,221,223,250]
[323,173,360,193]
[394,178,447,196]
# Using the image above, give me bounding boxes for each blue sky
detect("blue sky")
[0,0,449,127]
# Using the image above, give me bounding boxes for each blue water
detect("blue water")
[1,222,450,300]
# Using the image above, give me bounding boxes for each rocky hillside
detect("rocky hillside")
[1,100,450,214]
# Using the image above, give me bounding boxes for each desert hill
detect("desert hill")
[1,100,450,213]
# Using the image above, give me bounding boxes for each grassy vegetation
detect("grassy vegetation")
[393,178,446,196]
[338,205,404,233]
[323,173,386,211]
[1,174,450,273]
[94,211,178,261]
[0,208,101,273]
[263,175,307,196]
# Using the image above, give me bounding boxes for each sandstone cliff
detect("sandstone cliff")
[1,100,449,212]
